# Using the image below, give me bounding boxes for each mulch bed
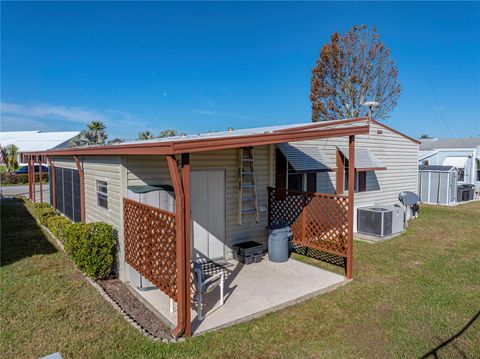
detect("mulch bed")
[97,278,172,339]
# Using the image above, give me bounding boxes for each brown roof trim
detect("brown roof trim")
[25,123,371,157]
[273,117,367,133]
[372,120,420,144]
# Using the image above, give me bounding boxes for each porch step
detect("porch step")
[238,147,260,225]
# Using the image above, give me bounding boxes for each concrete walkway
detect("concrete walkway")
[130,257,347,335]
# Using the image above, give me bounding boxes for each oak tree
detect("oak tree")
[310,25,400,121]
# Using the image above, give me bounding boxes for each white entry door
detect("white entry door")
[191,170,226,260]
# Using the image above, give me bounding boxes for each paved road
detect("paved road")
[0,184,50,203]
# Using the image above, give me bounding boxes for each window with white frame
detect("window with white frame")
[96,180,108,209]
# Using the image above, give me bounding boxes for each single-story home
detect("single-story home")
[24,117,418,337]
[276,120,420,231]
[0,130,80,165]
[419,138,480,193]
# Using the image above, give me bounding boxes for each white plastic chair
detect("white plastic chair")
[193,261,224,320]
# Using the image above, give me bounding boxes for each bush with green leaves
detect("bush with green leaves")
[46,215,71,239]
[36,207,58,225]
[0,172,47,185]
[63,222,116,279]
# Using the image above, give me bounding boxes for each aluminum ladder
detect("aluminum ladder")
[238,147,259,224]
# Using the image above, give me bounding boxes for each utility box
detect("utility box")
[127,184,175,213]
[357,205,404,237]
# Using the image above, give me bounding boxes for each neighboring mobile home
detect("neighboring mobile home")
[419,138,480,194]
[0,130,79,165]
[24,117,417,337]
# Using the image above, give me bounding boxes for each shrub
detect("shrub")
[34,202,51,209]
[46,215,71,239]
[63,222,116,279]
[0,172,48,185]
[36,207,58,225]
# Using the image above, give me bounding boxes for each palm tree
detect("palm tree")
[69,121,108,147]
[87,120,106,132]
[138,131,155,140]
[2,144,19,172]
[158,129,178,138]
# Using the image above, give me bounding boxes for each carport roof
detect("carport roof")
[25,117,371,156]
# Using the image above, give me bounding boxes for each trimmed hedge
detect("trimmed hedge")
[33,202,116,279]
[34,203,57,225]
[63,222,116,279]
[1,172,48,185]
[46,216,71,239]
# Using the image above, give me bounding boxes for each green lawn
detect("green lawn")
[1,198,479,358]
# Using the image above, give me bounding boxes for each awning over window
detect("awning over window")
[278,143,332,172]
[442,156,468,169]
[337,147,386,171]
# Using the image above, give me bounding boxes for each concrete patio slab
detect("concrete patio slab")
[129,257,348,335]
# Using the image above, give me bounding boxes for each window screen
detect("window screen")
[97,180,108,209]
[54,167,81,222]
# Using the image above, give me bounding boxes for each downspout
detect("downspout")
[166,155,187,338]
[181,153,192,336]
[346,135,355,280]
[28,156,32,200]
[32,156,36,203]
[73,155,86,223]
[47,157,57,208]
[39,157,43,203]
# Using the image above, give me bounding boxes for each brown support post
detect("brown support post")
[73,156,86,223]
[28,156,32,200]
[32,156,36,203]
[181,153,192,337]
[167,155,187,338]
[47,157,56,208]
[39,157,43,203]
[336,149,344,195]
[346,136,355,279]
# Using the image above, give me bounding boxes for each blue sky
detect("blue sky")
[1,1,479,140]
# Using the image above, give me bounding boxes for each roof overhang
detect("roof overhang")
[278,142,332,172]
[337,146,386,171]
[25,118,370,157]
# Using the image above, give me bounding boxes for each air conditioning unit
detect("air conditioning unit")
[357,205,404,237]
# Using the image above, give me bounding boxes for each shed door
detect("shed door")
[191,170,226,260]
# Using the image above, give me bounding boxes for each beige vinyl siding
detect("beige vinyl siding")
[124,146,271,258]
[82,156,123,229]
[50,157,77,170]
[282,122,419,231]
[126,155,172,186]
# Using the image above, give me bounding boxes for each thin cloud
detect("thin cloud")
[1,102,147,138]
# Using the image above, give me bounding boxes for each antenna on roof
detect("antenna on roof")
[363,101,379,124]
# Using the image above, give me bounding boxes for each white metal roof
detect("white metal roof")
[420,138,480,150]
[0,131,80,152]
[278,142,331,172]
[337,147,386,170]
[442,156,469,169]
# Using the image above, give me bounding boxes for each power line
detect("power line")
[426,67,454,137]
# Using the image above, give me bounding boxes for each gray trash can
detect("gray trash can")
[266,225,291,262]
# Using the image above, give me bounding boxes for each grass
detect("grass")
[1,198,479,358]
